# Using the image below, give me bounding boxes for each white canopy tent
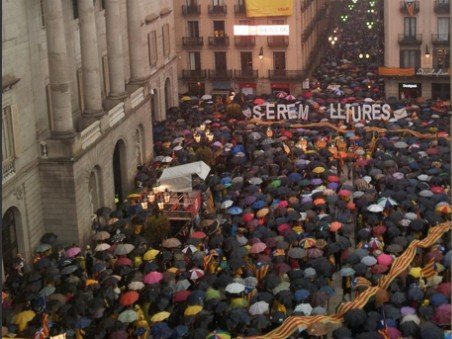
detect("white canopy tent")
[157,161,211,192]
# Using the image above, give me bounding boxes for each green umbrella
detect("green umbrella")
[118,309,138,323]
[205,288,221,301]
[39,285,56,297]
[269,179,281,188]
[35,243,52,253]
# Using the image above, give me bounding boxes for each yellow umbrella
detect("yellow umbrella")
[151,311,171,322]
[128,193,142,199]
[143,249,160,261]
[409,267,422,278]
[181,96,192,102]
[14,310,36,332]
[313,167,325,174]
[184,305,203,316]
[230,297,249,309]
[256,208,269,218]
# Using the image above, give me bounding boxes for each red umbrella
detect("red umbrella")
[330,221,342,232]
[144,271,163,284]
[189,268,205,280]
[253,98,266,105]
[372,225,387,236]
[327,175,340,183]
[426,147,439,155]
[191,231,207,239]
[431,186,445,194]
[173,290,191,303]
[119,291,139,306]
[243,213,254,223]
[277,224,290,234]
[115,257,133,266]
[371,264,389,274]
[436,282,451,297]
[250,242,267,254]
[338,189,352,197]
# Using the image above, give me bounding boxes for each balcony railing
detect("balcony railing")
[234,69,258,79]
[208,4,227,15]
[182,4,201,16]
[434,0,450,13]
[182,36,203,48]
[269,70,304,80]
[2,158,15,184]
[234,36,256,47]
[234,4,246,14]
[182,69,207,80]
[208,69,233,79]
[399,1,419,14]
[398,34,422,45]
[432,33,450,45]
[208,36,230,47]
[267,36,289,48]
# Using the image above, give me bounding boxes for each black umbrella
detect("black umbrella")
[333,326,353,339]
[344,309,367,329]
[419,321,443,339]
[390,291,407,306]
[251,314,271,330]
[400,320,419,337]
[40,232,58,245]
[382,304,401,320]
[356,332,381,339]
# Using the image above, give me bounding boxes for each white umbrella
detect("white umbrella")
[249,301,269,316]
[95,243,111,252]
[161,156,173,163]
[128,281,145,291]
[114,243,135,255]
[294,303,313,316]
[201,94,212,100]
[249,177,263,185]
[361,256,378,266]
[272,281,290,294]
[377,197,398,208]
[225,282,245,294]
[182,245,198,254]
[367,204,384,213]
[404,212,418,220]
[221,200,234,209]
[419,190,433,197]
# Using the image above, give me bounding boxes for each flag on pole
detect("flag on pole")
[421,258,436,279]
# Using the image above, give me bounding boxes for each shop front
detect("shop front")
[398,82,421,100]
[188,82,205,97]
[432,83,450,100]
[211,81,232,97]
[238,82,256,96]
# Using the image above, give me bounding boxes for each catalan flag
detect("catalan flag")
[253,264,270,282]
[421,258,436,279]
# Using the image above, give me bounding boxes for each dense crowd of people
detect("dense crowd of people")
[3,1,451,338]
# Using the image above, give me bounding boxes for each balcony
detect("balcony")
[234,69,258,79]
[432,33,450,45]
[182,69,207,80]
[269,70,304,80]
[182,4,201,16]
[208,5,227,15]
[434,0,450,13]
[267,36,289,48]
[399,1,419,14]
[2,158,15,184]
[234,4,246,14]
[182,36,203,48]
[208,69,233,79]
[398,34,422,45]
[234,36,256,48]
[208,36,230,47]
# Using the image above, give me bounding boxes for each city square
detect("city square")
[2,0,451,338]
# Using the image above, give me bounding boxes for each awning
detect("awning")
[378,67,415,77]
[157,161,211,192]
[212,81,231,90]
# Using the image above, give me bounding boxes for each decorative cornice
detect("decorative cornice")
[2,75,21,93]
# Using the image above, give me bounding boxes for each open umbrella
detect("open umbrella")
[162,238,181,248]
[114,244,135,255]
[118,309,138,323]
[119,290,139,306]
[144,271,163,284]
[249,301,269,315]
[151,311,171,322]
[225,282,245,294]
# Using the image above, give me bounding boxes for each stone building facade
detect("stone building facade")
[174,0,332,96]
[2,0,178,273]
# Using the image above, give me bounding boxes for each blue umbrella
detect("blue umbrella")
[252,200,267,210]
[232,145,245,155]
[311,178,322,186]
[288,172,302,183]
[152,322,172,339]
[320,285,335,296]
[227,206,243,215]
[430,293,448,307]
[294,289,310,302]
[74,317,92,329]
[220,177,232,185]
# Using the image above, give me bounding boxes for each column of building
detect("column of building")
[78,0,103,116]
[44,0,76,137]
[127,0,151,84]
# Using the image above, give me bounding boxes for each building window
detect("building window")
[400,50,420,68]
[214,52,227,70]
[40,0,46,27]
[273,52,286,70]
[2,208,19,274]
[213,21,225,37]
[162,24,170,57]
[76,68,84,112]
[72,0,79,19]
[213,0,225,5]
[135,128,144,166]
[434,48,450,69]
[148,31,158,67]
[2,106,15,162]
[438,17,450,41]
[188,21,200,37]
[241,52,253,70]
[404,17,416,37]
[189,52,201,70]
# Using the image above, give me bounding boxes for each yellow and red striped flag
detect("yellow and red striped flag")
[421,258,436,279]
[254,264,270,282]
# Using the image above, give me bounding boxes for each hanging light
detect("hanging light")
[425,45,430,58]
[258,46,264,60]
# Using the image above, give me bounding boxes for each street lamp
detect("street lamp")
[365,53,370,59]
[258,46,264,60]
[359,53,364,59]
[425,45,430,58]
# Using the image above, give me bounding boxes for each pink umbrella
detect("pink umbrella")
[277,224,290,234]
[144,271,163,284]
[377,253,393,266]
[250,242,267,254]
[191,231,206,239]
[387,327,401,339]
[285,94,296,101]
[278,200,289,208]
[338,189,352,197]
[65,247,81,258]
[276,91,288,98]
[432,304,451,326]
[253,98,266,105]
[436,282,451,297]
[189,268,204,280]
